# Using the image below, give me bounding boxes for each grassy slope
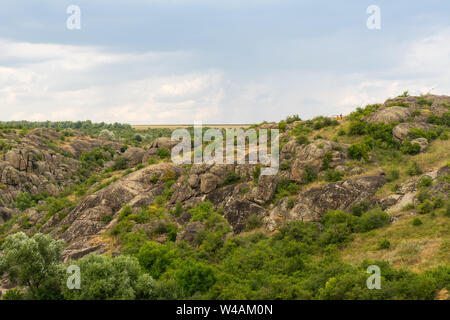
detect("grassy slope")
[315,119,450,273]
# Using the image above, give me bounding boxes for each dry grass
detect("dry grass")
[340,213,450,272]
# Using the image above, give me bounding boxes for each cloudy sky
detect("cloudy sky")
[0,0,449,124]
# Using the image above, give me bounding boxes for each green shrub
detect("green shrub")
[401,140,421,155]
[278,120,287,132]
[418,200,433,214]
[412,217,423,226]
[418,176,432,187]
[286,114,301,124]
[350,201,371,217]
[157,148,171,159]
[407,161,422,176]
[324,169,343,182]
[2,288,25,300]
[355,209,390,232]
[302,166,317,184]
[440,132,449,140]
[378,239,391,250]
[417,98,432,106]
[321,151,332,170]
[223,171,241,185]
[64,254,155,300]
[386,101,410,108]
[190,201,215,222]
[16,192,35,211]
[409,128,438,141]
[137,242,178,279]
[118,205,133,221]
[445,204,450,217]
[296,135,309,145]
[175,260,216,297]
[347,143,368,160]
[280,161,291,171]
[286,197,296,209]
[252,166,261,181]
[112,156,127,170]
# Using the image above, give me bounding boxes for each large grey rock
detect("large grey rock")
[363,106,412,124]
[122,147,145,166]
[223,199,266,233]
[290,175,387,222]
[392,122,435,141]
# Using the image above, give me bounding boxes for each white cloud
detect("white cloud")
[1,27,449,124]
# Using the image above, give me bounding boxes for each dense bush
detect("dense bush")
[348,143,369,160]
[400,140,421,155]
[64,254,156,300]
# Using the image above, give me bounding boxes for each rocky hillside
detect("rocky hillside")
[0,94,449,300]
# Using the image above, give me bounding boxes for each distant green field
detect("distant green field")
[132,124,252,130]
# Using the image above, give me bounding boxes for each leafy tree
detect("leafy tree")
[0,232,65,299]
[175,260,216,297]
[16,192,35,211]
[63,254,156,300]
[137,242,178,279]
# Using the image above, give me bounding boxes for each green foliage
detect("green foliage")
[302,166,317,184]
[286,114,301,124]
[157,148,171,159]
[112,156,127,170]
[290,123,312,137]
[275,179,299,199]
[407,161,422,176]
[412,217,423,226]
[0,232,65,299]
[350,201,371,217]
[427,112,450,127]
[295,135,310,145]
[16,192,35,211]
[440,132,449,140]
[355,209,390,232]
[417,98,433,106]
[378,239,391,250]
[175,260,216,297]
[137,242,178,279]
[278,120,287,132]
[2,288,25,300]
[418,200,433,214]
[386,101,410,108]
[280,161,291,171]
[118,205,133,221]
[190,201,215,222]
[252,166,261,181]
[445,204,450,217]
[324,169,343,182]
[64,254,156,300]
[418,176,433,187]
[348,143,369,160]
[222,171,241,185]
[409,128,438,141]
[348,104,380,121]
[321,151,332,170]
[400,140,421,155]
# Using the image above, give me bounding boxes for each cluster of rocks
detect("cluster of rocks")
[361,95,450,153]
